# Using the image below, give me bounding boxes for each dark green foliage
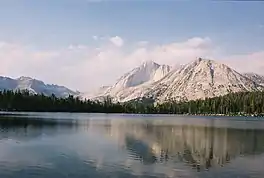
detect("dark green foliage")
[0,90,128,113]
[156,91,264,116]
[0,90,264,116]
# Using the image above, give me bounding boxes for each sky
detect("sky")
[0,0,264,91]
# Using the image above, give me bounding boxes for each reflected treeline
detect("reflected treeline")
[151,125,264,171]
[103,119,264,171]
[2,114,264,173]
[0,115,84,141]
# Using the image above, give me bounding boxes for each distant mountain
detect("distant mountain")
[80,86,111,102]
[243,73,264,86]
[109,60,170,90]
[84,58,264,103]
[80,60,171,102]
[0,76,79,98]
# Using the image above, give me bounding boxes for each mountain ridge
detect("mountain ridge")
[0,76,79,98]
[243,73,264,86]
[154,58,263,102]
[80,60,172,102]
[84,58,264,103]
[1,58,263,102]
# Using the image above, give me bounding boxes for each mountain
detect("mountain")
[0,76,79,97]
[109,60,170,91]
[153,58,264,102]
[79,86,111,101]
[84,58,264,103]
[81,60,171,102]
[243,73,264,86]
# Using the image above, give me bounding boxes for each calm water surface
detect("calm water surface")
[1,112,264,178]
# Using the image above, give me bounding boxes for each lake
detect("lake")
[1,113,264,178]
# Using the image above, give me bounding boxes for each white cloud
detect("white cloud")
[222,51,264,74]
[0,37,263,92]
[68,44,89,50]
[109,36,124,47]
[0,42,59,77]
[137,41,149,46]
[92,35,98,40]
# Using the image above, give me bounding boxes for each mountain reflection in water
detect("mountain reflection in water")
[0,113,264,178]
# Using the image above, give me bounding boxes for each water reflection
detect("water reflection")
[0,116,79,142]
[101,119,264,171]
[0,114,264,178]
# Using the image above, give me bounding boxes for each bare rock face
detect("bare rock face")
[155,58,263,102]
[83,58,264,103]
[243,73,264,86]
[82,60,171,102]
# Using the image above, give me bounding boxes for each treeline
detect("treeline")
[0,90,129,113]
[156,91,264,116]
[0,90,264,116]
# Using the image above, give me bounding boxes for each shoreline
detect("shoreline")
[1,111,263,118]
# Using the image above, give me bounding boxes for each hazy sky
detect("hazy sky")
[0,0,264,91]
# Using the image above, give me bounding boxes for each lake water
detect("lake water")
[1,113,264,178]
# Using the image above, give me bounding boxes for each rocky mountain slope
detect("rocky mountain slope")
[153,58,263,102]
[243,73,264,86]
[84,58,264,103]
[80,60,171,102]
[0,76,79,98]
[108,60,170,92]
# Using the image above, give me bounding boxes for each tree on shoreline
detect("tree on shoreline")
[0,90,263,116]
